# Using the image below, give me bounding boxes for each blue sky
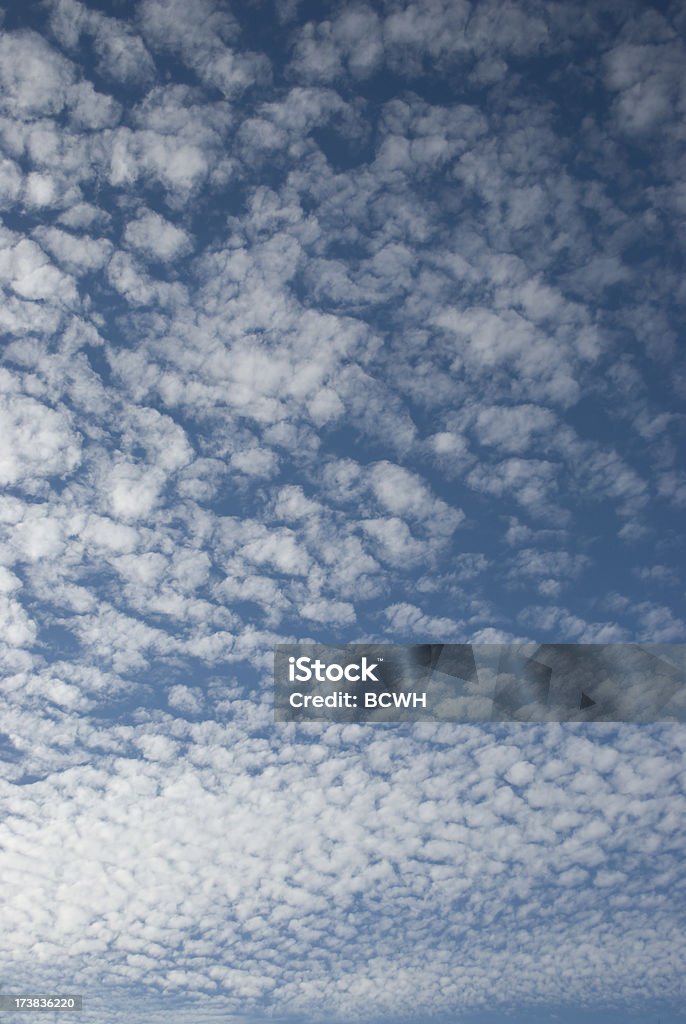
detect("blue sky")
[0,0,685,1021]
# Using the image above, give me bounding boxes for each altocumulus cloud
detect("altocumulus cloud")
[0,0,684,1022]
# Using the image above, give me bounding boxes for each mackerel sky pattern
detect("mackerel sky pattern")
[0,1,685,1022]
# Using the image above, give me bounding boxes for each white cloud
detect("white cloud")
[605,40,686,135]
[300,596,356,625]
[33,227,112,274]
[472,404,558,453]
[229,446,279,478]
[24,172,57,207]
[505,760,536,786]
[385,601,464,638]
[139,0,269,97]
[107,461,166,521]
[368,460,463,534]
[67,80,121,130]
[0,157,23,208]
[0,30,75,118]
[167,684,204,714]
[361,516,427,566]
[0,237,78,303]
[0,720,683,1020]
[0,390,81,487]
[124,211,193,262]
[467,457,559,512]
[0,593,37,647]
